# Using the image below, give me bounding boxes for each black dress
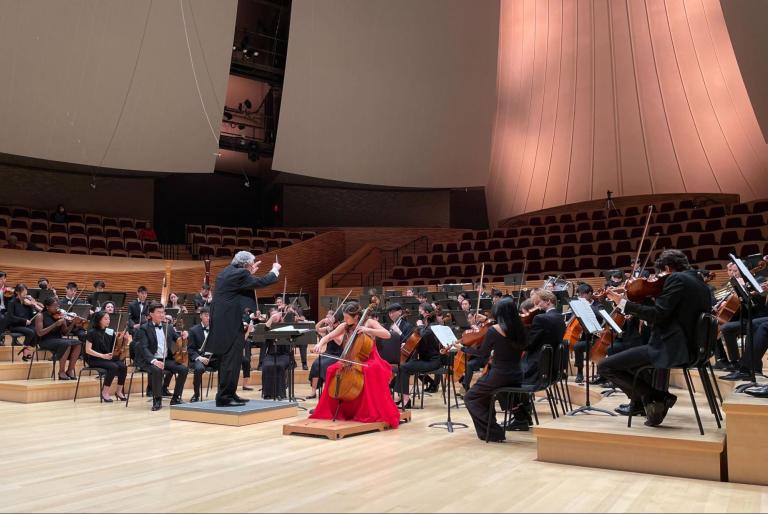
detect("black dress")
[309,339,342,387]
[38,311,80,361]
[6,297,36,344]
[86,328,128,387]
[261,338,290,399]
[463,326,525,441]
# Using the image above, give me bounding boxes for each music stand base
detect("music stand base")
[428,421,468,433]
[567,405,617,416]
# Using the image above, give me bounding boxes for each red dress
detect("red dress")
[309,344,401,428]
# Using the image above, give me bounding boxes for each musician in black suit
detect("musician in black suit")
[127,286,149,334]
[87,280,106,309]
[602,249,712,427]
[133,302,188,411]
[0,271,8,333]
[376,303,413,365]
[571,283,603,384]
[393,303,442,409]
[193,284,213,312]
[522,289,565,383]
[207,251,280,407]
[187,307,213,402]
[60,282,87,343]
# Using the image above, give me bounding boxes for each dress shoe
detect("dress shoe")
[713,359,736,372]
[233,394,250,403]
[190,395,200,402]
[170,397,183,406]
[643,393,677,427]
[161,388,173,397]
[575,373,584,384]
[720,369,752,381]
[242,385,254,391]
[401,400,412,409]
[216,399,246,407]
[744,385,768,398]
[614,402,646,417]
[306,392,317,399]
[504,419,530,431]
[116,394,127,402]
[590,376,608,386]
[151,400,162,411]
[302,364,308,371]
[101,396,114,403]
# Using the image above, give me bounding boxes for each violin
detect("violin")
[2,287,13,300]
[53,309,89,329]
[621,273,669,302]
[591,310,627,363]
[327,306,375,402]
[22,295,44,312]
[520,306,544,327]
[173,319,189,366]
[454,319,493,379]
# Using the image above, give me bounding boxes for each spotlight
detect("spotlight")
[252,51,259,57]
[244,179,251,188]
[232,44,237,51]
[224,111,233,121]
[244,99,252,110]
[89,176,96,190]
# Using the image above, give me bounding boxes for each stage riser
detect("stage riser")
[724,391,768,486]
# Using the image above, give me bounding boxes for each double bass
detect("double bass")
[327,305,375,402]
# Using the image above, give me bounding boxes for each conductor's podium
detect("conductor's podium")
[170,399,298,426]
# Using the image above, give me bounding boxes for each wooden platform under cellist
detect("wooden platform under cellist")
[283,410,412,440]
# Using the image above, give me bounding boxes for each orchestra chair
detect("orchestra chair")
[484,344,557,442]
[628,313,721,435]
[26,345,57,381]
[2,330,25,361]
[73,360,107,403]
[124,363,171,408]
[414,364,458,410]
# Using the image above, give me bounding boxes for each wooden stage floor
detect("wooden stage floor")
[1,383,767,513]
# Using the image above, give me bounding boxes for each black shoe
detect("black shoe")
[302,364,308,371]
[190,395,200,403]
[116,394,127,402]
[233,394,250,403]
[256,365,262,372]
[614,402,646,417]
[575,373,584,384]
[306,393,317,399]
[744,385,768,398]
[643,393,676,427]
[161,388,173,397]
[720,370,752,381]
[242,385,254,391]
[101,395,114,403]
[170,397,183,406]
[402,400,412,409]
[713,359,736,371]
[505,419,530,431]
[151,400,162,411]
[216,400,246,407]
[590,376,608,385]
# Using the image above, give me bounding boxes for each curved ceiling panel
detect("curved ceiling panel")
[0,0,236,173]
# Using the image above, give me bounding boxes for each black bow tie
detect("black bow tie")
[154,324,163,329]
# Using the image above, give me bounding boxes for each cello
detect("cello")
[327,305,375,403]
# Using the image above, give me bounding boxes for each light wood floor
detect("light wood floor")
[1,383,767,513]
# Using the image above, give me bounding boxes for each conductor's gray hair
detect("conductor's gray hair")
[232,251,256,268]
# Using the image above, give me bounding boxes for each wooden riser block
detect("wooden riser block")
[170,400,298,427]
[724,391,768,485]
[283,410,412,440]
[669,368,736,396]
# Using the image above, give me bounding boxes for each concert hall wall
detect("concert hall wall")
[0,165,154,219]
[486,0,768,227]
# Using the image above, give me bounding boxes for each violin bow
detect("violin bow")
[516,258,528,310]
[111,312,123,354]
[475,263,486,319]
[639,233,660,276]
[333,290,353,317]
[632,205,654,277]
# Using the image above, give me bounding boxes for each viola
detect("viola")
[327,306,375,402]
[520,307,544,327]
[622,273,669,302]
[454,319,493,379]
[53,309,88,329]
[173,319,189,366]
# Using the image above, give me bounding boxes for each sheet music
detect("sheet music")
[269,325,311,333]
[598,310,623,336]
[431,325,458,348]
[568,299,603,335]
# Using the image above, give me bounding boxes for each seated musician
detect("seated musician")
[307,310,344,399]
[193,284,212,312]
[260,309,292,400]
[275,295,308,370]
[165,293,188,314]
[601,250,712,426]
[459,298,527,442]
[393,303,442,409]
[404,288,414,297]
[507,289,566,431]
[7,284,41,360]
[571,283,603,384]
[85,311,128,402]
[309,302,400,426]
[87,280,106,309]
[60,282,87,343]
[458,299,489,392]
[187,307,213,402]
[0,271,8,333]
[132,302,188,411]
[720,279,768,382]
[35,297,83,380]
[492,289,503,305]
[127,286,149,334]
[605,270,625,289]
[378,303,413,364]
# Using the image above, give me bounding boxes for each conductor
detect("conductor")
[208,251,281,407]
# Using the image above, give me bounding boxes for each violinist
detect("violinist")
[392,303,442,409]
[571,284,603,384]
[85,311,128,402]
[276,295,308,370]
[308,310,344,399]
[35,297,83,380]
[605,270,625,289]
[460,298,527,441]
[309,302,400,426]
[404,288,415,297]
[187,307,214,402]
[458,299,489,392]
[193,284,212,312]
[60,282,87,343]
[165,292,188,314]
[127,286,149,334]
[461,299,487,326]
[260,308,294,399]
[7,284,41,360]
[132,302,189,411]
[601,249,711,427]
[0,271,9,331]
[37,277,56,298]
[492,289,504,305]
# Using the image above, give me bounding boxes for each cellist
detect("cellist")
[392,303,442,409]
[309,302,399,426]
[571,284,603,384]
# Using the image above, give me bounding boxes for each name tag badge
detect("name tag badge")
[105,328,115,336]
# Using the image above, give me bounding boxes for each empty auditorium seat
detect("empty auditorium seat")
[90,248,109,256]
[694,248,716,262]
[744,228,764,241]
[543,247,559,258]
[509,249,524,260]
[125,238,143,253]
[9,229,29,243]
[698,233,716,246]
[222,236,237,247]
[215,247,233,258]
[30,232,49,245]
[473,241,487,251]
[592,220,607,231]
[752,201,768,213]
[221,227,237,237]
[532,226,547,236]
[720,231,739,246]
[746,214,764,227]
[207,235,222,246]
[487,239,501,251]
[707,205,726,218]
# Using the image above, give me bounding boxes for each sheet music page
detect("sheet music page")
[431,325,458,348]
[568,299,602,335]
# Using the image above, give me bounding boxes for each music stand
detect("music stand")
[479,298,493,311]
[449,310,472,330]
[730,254,766,393]
[428,326,467,433]
[71,304,92,321]
[92,292,127,310]
[566,299,616,416]
[437,299,460,311]
[441,284,466,294]
[108,314,129,332]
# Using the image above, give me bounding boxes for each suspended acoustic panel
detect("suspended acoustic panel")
[486,0,768,226]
